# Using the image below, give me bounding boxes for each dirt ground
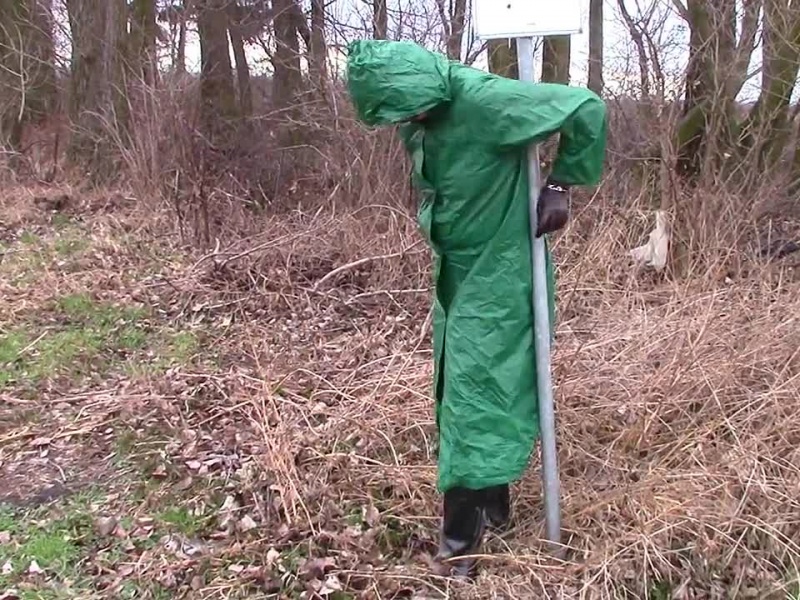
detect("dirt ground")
[1,184,800,599]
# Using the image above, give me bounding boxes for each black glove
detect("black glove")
[536,179,570,238]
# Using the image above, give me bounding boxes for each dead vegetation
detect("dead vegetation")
[1,0,800,596]
[2,137,800,598]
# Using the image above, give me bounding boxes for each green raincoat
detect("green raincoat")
[346,40,608,493]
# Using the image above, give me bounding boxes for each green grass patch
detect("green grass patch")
[0,494,99,594]
[0,225,92,286]
[52,236,89,259]
[158,506,207,537]
[49,213,74,230]
[0,291,204,390]
[0,293,150,389]
[19,231,40,246]
[123,329,201,380]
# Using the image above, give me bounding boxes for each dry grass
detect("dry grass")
[182,193,800,598]
[2,165,800,599]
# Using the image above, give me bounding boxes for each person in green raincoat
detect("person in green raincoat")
[346,39,608,575]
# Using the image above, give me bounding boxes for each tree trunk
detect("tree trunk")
[0,0,57,150]
[729,0,763,98]
[227,4,253,116]
[541,35,570,83]
[587,0,603,94]
[65,0,128,168]
[25,0,57,120]
[309,0,328,96]
[675,0,756,180]
[176,0,192,74]
[272,0,303,111]
[617,0,650,99]
[739,0,800,173]
[433,0,466,60]
[487,39,518,78]
[373,0,388,39]
[129,0,158,85]
[791,116,800,193]
[0,0,25,150]
[447,0,467,60]
[196,0,238,133]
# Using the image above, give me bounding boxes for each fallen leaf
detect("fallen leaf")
[204,457,222,468]
[266,547,280,566]
[2,561,12,575]
[0,589,20,600]
[176,476,193,491]
[365,504,380,528]
[190,575,203,590]
[151,464,167,479]
[243,565,263,579]
[228,564,245,574]
[263,577,282,594]
[162,534,180,554]
[113,524,128,539]
[29,437,51,447]
[117,565,135,577]
[302,557,336,581]
[319,574,343,595]
[220,495,237,511]
[158,570,177,588]
[95,516,118,537]
[28,560,44,575]
[0,532,10,544]
[238,515,257,532]
[185,460,202,471]
[181,538,205,557]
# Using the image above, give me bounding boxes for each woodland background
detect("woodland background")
[1,0,800,598]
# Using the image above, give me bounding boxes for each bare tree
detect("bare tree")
[617,0,652,99]
[433,0,467,60]
[196,0,238,131]
[373,0,388,39]
[487,39,518,78]
[309,0,328,91]
[738,0,800,174]
[588,0,604,94]
[177,0,193,74]
[65,0,128,166]
[674,0,763,178]
[129,0,158,85]
[0,0,57,152]
[227,2,253,116]
[272,0,303,111]
[541,35,570,83]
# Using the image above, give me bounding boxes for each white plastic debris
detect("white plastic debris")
[630,210,670,271]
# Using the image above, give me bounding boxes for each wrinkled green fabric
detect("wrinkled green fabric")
[346,39,608,492]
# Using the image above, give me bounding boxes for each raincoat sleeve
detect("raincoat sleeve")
[472,80,608,186]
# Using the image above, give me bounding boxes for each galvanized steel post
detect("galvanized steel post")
[516,36,562,552]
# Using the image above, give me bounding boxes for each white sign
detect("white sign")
[472,0,583,40]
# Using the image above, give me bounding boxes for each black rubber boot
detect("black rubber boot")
[482,484,512,533]
[436,488,485,579]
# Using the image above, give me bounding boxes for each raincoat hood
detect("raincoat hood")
[346,39,452,126]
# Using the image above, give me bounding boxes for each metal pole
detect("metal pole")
[516,36,562,551]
